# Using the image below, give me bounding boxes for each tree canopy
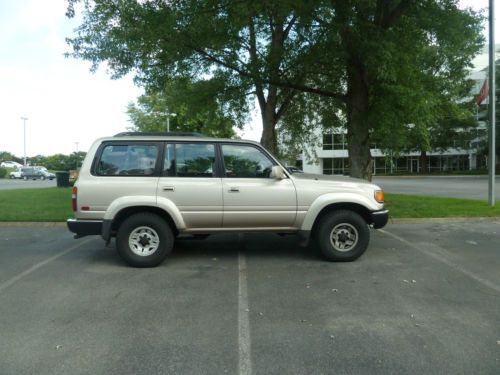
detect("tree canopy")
[67,0,483,180]
[126,78,239,137]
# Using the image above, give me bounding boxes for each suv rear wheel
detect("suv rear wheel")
[116,213,174,267]
[315,210,370,261]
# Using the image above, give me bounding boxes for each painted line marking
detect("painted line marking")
[0,238,95,294]
[238,233,252,375]
[379,229,500,294]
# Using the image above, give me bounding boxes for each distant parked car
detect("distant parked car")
[21,167,54,180]
[33,166,55,180]
[286,166,304,174]
[9,170,22,179]
[40,169,56,180]
[1,161,23,169]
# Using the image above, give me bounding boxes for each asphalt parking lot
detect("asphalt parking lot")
[0,222,499,375]
[0,178,57,190]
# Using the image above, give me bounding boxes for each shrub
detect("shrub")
[0,167,7,178]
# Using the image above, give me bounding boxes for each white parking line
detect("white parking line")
[0,237,95,294]
[238,234,252,375]
[379,229,500,294]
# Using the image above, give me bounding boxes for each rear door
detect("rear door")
[157,142,223,229]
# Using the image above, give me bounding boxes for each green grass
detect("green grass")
[385,193,500,218]
[0,187,73,221]
[0,188,499,222]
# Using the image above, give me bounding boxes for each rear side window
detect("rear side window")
[96,144,158,176]
[163,143,216,177]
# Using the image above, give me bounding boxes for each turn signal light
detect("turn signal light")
[72,186,77,212]
[374,190,384,203]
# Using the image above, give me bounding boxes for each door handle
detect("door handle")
[229,187,240,193]
[162,186,175,192]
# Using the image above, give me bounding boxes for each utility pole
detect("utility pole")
[74,142,80,170]
[166,109,176,133]
[21,117,28,166]
[488,0,496,206]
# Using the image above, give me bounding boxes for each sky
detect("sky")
[0,0,496,157]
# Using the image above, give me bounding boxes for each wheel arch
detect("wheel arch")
[108,206,179,239]
[310,202,372,237]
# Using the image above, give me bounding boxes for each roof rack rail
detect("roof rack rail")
[114,131,205,137]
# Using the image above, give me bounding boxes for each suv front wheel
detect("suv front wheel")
[315,210,370,262]
[116,213,174,267]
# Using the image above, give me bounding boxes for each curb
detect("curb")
[0,222,66,227]
[387,217,500,224]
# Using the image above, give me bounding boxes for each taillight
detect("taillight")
[72,186,77,212]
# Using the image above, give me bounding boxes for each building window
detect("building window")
[323,134,333,150]
[323,133,347,150]
[323,158,349,175]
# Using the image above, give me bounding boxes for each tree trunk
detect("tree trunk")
[420,150,427,174]
[260,100,278,155]
[258,69,279,154]
[346,65,373,181]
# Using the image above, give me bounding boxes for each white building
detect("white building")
[301,46,498,175]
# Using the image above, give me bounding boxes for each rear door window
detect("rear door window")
[162,143,216,177]
[96,143,159,176]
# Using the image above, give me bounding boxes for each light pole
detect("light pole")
[74,142,80,170]
[488,0,496,206]
[21,117,28,166]
[166,110,176,133]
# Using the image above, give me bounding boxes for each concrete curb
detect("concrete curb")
[387,217,500,224]
[0,222,66,227]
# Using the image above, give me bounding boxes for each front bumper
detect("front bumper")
[370,209,389,229]
[67,219,103,238]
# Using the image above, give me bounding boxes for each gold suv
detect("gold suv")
[67,132,388,267]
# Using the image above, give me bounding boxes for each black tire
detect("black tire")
[10,175,14,179]
[315,210,370,262]
[116,213,174,267]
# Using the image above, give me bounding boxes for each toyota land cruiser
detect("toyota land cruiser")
[67,132,388,267]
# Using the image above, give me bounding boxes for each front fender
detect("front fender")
[300,193,383,231]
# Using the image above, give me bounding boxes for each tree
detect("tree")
[127,78,238,137]
[0,152,23,164]
[291,0,483,179]
[66,0,320,154]
[67,0,483,180]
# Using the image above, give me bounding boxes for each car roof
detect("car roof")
[97,134,262,146]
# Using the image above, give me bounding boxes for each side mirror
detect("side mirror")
[270,165,285,180]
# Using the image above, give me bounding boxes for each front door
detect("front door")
[157,142,223,228]
[220,144,297,228]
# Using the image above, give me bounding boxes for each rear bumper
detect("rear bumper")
[370,209,389,229]
[67,219,103,238]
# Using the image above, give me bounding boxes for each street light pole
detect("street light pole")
[74,142,79,170]
[20,117,28,166]
[488,0,496,206]
[166,109,176,133]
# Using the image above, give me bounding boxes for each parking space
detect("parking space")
[0,222,499,374]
